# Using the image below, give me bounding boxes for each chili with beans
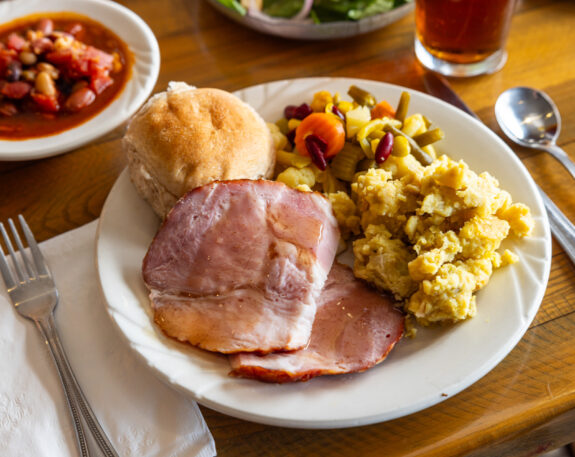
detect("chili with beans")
[0,13,132,139]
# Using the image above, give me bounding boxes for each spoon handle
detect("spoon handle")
[545,143,575,181]
[538,186,575,267]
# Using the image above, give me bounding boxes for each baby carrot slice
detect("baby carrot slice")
[371,100,396,119]
[294,112,346,159]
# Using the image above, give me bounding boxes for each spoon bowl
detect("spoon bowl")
[495,86,575,179]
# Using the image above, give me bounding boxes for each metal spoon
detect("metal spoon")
[495,86,575,266]
[495,86,575,179]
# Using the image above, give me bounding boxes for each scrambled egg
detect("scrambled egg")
[330,153,533,327]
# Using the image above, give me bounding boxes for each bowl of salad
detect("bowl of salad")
[206,0,414,40]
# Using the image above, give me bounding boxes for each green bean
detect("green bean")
[385,125,433,166]
[412,128,445,147]
[395,91,410,123]
[348,85,377,107]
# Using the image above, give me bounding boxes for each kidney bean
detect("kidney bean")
[284,102,313,120]
[331,105,345,121]
[375,132,394,164]
[1,81,32,99]
[286,129,296,147]
[65,87,96,112]
[305,134,328,171]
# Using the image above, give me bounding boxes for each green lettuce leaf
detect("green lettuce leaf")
[314,0,396,21]
[227,0,411,22]
[214,0,247,15]
[263,0,305,18]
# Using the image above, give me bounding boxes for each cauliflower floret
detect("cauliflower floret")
[267,122,288,151]
[310,90,333,113]
[276,166,315,189]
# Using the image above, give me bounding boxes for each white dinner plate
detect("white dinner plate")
[96,77,551,429]
[205,0,414,40]
[0,0,160,161]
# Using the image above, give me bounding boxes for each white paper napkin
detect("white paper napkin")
[0,221,217,457]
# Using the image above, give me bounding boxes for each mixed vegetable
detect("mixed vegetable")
[270,84,445,194]
[215,0,411,23]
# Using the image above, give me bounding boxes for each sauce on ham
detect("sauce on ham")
[0,13,132,140]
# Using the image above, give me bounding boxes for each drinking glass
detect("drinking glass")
[414,0,518,77]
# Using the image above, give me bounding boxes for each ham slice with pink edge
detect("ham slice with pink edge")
[229,263,405,383]
[142,179,340,354]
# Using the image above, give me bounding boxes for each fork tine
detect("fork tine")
[18,215,50,277]
[0,222,26,283]
[0,232,17,289]
[8,218,36,279]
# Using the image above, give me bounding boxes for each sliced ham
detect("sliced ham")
[142,179,340,354]
[229,263,404,383]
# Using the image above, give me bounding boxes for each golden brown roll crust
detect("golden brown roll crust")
[123,82,275,218]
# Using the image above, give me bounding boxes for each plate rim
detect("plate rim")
[96,76,552,429]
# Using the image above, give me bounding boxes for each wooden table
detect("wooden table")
[1,1,574,455]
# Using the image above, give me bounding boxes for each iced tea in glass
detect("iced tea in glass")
[415,0,517,77]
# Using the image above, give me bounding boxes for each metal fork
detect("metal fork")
[0,215,119,457]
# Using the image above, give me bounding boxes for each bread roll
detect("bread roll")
[123,82,275,218]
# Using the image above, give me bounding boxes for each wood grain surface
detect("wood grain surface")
[1,1,574,456]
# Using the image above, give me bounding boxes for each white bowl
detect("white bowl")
[0,0,160,161]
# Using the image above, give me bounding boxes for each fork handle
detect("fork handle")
[35,315,91,457]
[538,186,575,267]
[36,314,120,457]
